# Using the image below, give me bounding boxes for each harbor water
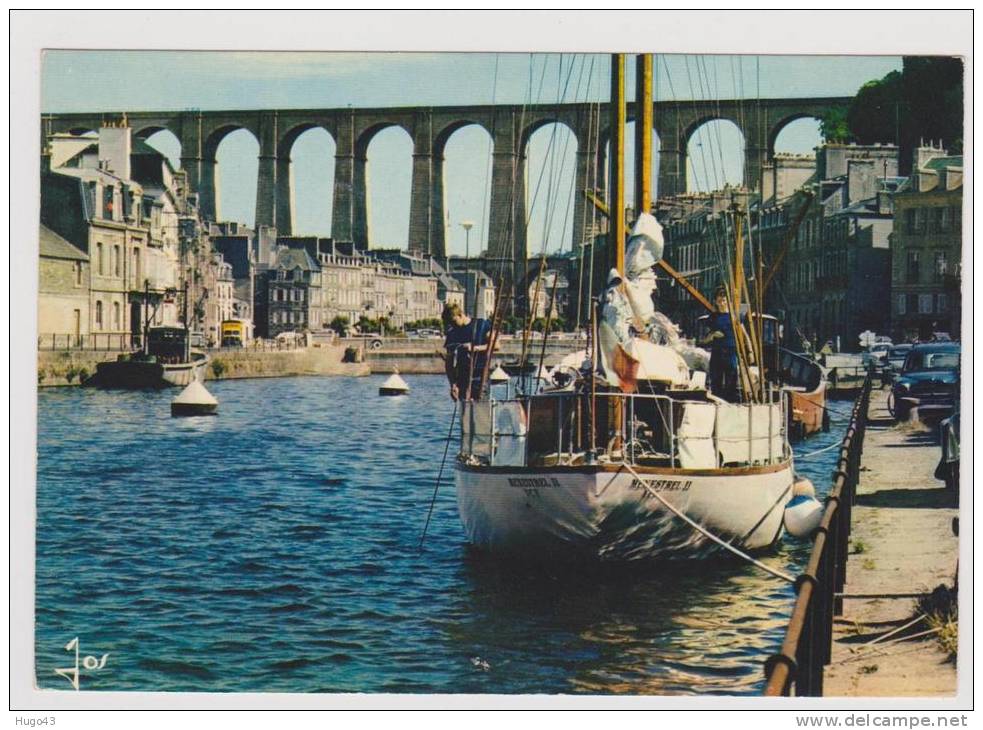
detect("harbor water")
[36,375,850,694]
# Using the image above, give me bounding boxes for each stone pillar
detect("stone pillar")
[655,107,685,198]
[571,145,593,255]
[408,123,434,256]
[743,110,767,193]
[331,112,355,244]
[178,114,203,210]
[657,134,686,198]
[199,157,219,222]
[352,153,369,250]
[255,112,278,229]
[430,152,445,259]
[512,152,528,318]
[275,154,293,235]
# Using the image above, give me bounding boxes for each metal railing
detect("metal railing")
[37,333,136,351]
[461,389,790,470]
[763,374,873,696]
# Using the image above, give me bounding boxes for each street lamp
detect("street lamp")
[461,221,474,315]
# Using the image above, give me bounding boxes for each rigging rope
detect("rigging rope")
[620,460,795,583]
[418,402,459,549]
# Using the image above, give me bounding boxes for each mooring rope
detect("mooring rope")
[619,461,795,583]
[418,402,459,550]
[795,439,843,460]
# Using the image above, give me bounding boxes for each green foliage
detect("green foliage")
[211,358,227,378]
[405,318,442,331]
[77,367,89,384]
[356,315,381,334]
[64,365,80,383]
[328,315,350,336]
[844,58,964,154]
[37,367,46,384]
[530,316,567,333]
[820,107,853,144]
[847,71,903,145]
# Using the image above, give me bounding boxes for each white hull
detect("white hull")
[455,462,794,561]
[161,354,209,387]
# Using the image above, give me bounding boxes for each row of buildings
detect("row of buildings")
[38,123,501,346]
[656,142,963,348]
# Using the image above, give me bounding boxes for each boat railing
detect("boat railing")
[460,388,789,470]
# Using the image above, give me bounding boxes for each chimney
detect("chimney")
[98,123,131,180]
[847,159,876,205]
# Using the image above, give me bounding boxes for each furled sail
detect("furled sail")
[598,213,709,389]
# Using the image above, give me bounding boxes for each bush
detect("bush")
[37,368,46,385]
[64,365,79,383]
[211,358,227,378]
[77,366,89,384]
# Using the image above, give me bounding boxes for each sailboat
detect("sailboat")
[452,54,795,561]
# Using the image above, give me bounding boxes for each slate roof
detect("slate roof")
[40,224,88,261]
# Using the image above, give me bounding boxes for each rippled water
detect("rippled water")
[35,375,849,694]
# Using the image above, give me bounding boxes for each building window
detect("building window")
[95,300,103,329]
[933,207,945,232]
[133,248,141,282]
[935,251,947,280]
[113,245,120,277]
[907,251,920,284]
[97,242,104,275]
[950,206,960,230]
[74,261,83,287]
[113,302,121,329]
[937,294,948,313]
[905,209,917,234]
[918,294,933,314]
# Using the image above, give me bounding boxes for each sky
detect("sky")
[42,51,902,256]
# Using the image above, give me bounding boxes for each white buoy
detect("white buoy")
[379,368,409,396]
[171,378,218,417]
[784,494,824,538]
[793,477,817,498]
[489,365,509,383]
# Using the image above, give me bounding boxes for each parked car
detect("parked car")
[862,341,892,368]
[935,412,959,497]
[880,343,914,386]
[889,342,960,421]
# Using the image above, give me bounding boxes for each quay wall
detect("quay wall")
[37,344,369,387]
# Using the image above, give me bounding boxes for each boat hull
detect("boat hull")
[455,462,794,561]
[90,353,209,389]
[789,382,827,439]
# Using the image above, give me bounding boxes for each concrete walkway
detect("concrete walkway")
[824,388,958,697]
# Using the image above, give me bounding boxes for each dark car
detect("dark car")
[935,412,959,497]
[880,343,914,386]
[889,342,960,421]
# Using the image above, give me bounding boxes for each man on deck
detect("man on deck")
[443,302,492,402]
[701,286,740,402]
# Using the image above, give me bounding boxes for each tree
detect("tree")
[819,107,853,144]
[844,58,964,168]
[847,70,903,145]
[328,315,350,336]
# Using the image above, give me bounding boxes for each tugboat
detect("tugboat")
[86,283,208,389]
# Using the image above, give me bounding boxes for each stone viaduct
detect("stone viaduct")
[42,96,849,272]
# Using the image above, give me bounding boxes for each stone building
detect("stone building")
[890,145,963,341]
[42,128,154,341]
[38,224,89,342]
[254,246,323,339]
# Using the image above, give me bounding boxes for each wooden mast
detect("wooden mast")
[609,54,626,275]
[634,54,653,219]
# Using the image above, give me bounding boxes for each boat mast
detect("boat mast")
[634,54,653,220]
[608,54,626,275]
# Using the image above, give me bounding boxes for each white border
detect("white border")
[9,9,974,716]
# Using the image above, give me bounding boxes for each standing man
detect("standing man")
[443,302,492,401]
[701,286,740,402]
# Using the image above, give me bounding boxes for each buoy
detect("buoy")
[171,378,218,417]
[379,368,409,396]
[792,477,816,498]
[489,365,509,383]
[784,494,823,538]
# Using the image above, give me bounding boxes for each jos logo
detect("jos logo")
[54,637,110,690]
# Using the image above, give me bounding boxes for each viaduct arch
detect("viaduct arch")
[42,96,848,292]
